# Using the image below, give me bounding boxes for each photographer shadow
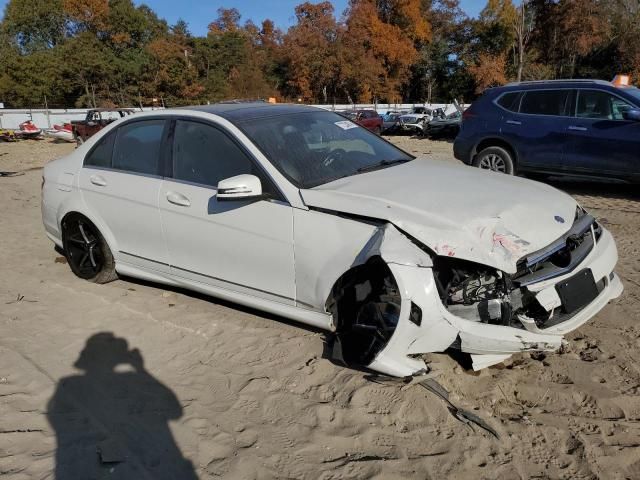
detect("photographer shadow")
[47,332,197,479]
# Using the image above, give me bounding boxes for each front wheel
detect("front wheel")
[62,214,118,284]
[472,146,515,175]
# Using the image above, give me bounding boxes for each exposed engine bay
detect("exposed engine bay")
[433,211,602,333]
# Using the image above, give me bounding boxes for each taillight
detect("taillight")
[462,109,477,121]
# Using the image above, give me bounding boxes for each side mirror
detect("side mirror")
[217,174,263,201]
[623,108,640,122]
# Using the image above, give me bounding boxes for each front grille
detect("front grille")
[513,209,599,286]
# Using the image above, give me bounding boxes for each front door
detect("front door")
[159,119,296,304]
[564,89,640,178]
[78,119,170,273]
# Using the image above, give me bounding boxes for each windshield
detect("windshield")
[624,87,640,104]
[239,111,413,188]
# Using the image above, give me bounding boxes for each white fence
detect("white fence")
[0,103,463,130]
[0,107,164,130]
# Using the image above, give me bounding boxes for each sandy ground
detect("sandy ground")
[1,137,640,479]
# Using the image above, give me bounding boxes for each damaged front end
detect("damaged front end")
[326,209,622,376]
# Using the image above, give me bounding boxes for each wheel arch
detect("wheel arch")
[58,203,119,260]
[324,255,402,366]
[472,137,519,167]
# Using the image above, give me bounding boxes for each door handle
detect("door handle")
[166,191,191,207]
[506,120,522,125]
[89,174,107,187]
[568,125,588,132]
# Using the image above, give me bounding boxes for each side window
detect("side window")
[496,92,521,112]
[172,120,277,196]
[112,120,165,175]
[84,130,115,168]
[577,90,633,120]
[612,97,634,120]
[520,90,570,116]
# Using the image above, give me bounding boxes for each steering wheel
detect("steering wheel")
[322,149,346,168]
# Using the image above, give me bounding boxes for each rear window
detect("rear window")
[520,90,570,116]
[496,92,521,112]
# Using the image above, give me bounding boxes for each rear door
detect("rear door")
[564,89,640,177]
[78,119,170,273]
[500,89,573,172]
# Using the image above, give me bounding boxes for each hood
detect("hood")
[301,160,577,273]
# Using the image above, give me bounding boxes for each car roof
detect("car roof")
[505,79,612,88]
[494,79,625,94]
[486,80,640,104]
[183,103,323,121]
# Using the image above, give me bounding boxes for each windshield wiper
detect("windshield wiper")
[355,158,410,174]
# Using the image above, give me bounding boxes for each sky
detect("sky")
[0,0,483,36]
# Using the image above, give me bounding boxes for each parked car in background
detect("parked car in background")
[454,79,640,182]
[398,113,428,134]
[381,112,403,134]
[343,109,383,134]
[42,103,622,375]
[72,108,135,146]
[425,111,462,139]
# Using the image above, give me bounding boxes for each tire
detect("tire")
[75,134,84,148]
[374,126,382,135]
[62,213,118,284]
[472,146,515,175]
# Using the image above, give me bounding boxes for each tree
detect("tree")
[2,0,640,108]
[63,0,109,33]
[2,0,67,52]
[208,7,241,34]
[281,2,343,102]
[512,1,534,82]
[343,0,431,102]
[556,0,610,77]
[468,52,508,92]
[409,0,470,103]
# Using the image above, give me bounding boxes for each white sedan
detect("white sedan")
[42,104,623,376]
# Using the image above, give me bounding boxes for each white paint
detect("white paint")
[302,159,578,273]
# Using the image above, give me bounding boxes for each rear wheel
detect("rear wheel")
[62,214,117,284]
[473,146,515,175]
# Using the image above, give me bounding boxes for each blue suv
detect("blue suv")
[454,80,640,182]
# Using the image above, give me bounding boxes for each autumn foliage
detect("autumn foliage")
[0,0,639,108]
